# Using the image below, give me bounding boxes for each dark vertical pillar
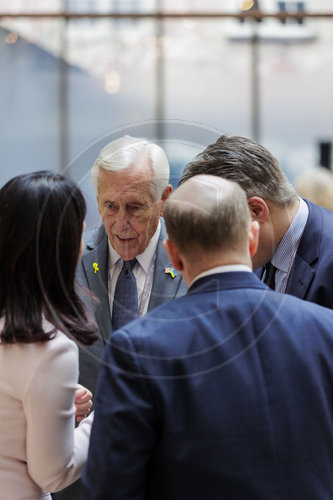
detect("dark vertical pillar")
[319,142,332,170]
[296,2,305,25]
[278,2,287,24]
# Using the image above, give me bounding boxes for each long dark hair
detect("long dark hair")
[0,170,97,344]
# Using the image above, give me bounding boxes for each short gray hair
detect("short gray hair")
[180,135,297,205]
[91,135,170,199]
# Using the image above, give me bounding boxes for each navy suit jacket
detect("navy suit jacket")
[257,199,333,307]
[83,271,333,499]
[76,218,187,397]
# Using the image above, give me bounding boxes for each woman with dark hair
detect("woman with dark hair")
[0,171,97,499]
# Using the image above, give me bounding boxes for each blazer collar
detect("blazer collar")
[81,226,111,341]
[85,224,106,251]
[294,199,321,266]
[284,200,321,298]
[148,219,185,311]
[189,271,267,295]
[256,200,321,299]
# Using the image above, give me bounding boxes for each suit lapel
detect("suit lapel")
[148,219,185,311]
[285,200,320,299]
[285,254,315,298]
[82,227,112,341]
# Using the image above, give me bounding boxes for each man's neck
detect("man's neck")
[182,253,252,287]
[189,263,252,288]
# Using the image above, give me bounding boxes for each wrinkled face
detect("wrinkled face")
[97,164,167,260]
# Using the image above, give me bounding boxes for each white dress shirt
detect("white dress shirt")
[108,221,161,317]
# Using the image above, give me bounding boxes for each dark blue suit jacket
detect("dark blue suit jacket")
[258,199,333,307]
[83,272,333,500]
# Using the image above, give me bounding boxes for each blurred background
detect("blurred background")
[0,0,332,225]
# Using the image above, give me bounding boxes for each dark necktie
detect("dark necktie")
[112,259,138,330]
[264,261,277,290]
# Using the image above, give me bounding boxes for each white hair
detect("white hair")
[91,135,170,199]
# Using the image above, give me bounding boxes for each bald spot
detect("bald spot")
[169,174,240,216]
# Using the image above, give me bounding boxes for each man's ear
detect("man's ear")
[163,239,183,271]
[160,185,172,216]
[247,196,270,223]
[249,220,259,258]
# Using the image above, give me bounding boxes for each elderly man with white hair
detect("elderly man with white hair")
[77,135,187,395]
[53,136,186,500]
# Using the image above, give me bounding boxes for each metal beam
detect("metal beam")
[0,11,333,20]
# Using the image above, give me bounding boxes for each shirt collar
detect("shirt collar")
[189,264,252,288]
[271,198,309,273]
[108,220,161,273]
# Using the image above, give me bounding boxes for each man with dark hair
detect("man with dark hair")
[83,175,333,499]
[180,134,333,308]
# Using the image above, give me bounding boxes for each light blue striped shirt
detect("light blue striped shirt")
[267,198,309,293]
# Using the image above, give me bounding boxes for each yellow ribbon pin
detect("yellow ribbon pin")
[93,262,99,274]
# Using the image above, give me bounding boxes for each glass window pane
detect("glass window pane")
[260,18,333,180]
[0,20,63,182]
[0,0,332,222]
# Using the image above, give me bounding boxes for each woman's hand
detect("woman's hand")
[75,384,93,423]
